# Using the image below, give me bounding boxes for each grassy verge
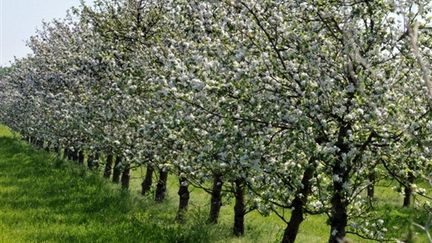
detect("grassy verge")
[0,124,429,242]
[0,129,226,242]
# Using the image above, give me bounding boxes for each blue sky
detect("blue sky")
[1,0,92,66]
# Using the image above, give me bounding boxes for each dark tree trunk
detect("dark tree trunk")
[94,152,100,168]
[65,149,73,160]
[121,164,130,189]
[367,170,376,199]
[103,153,114,178]
[403,174,415,207]
[36,139,43,148]
[65,148,73,160]
[329,124,352,243]
[88,153,94,169]
[64,148,68,159]
[403,185,411,207]
[33,137,37,145]
[71,149,79,162]
[88,151,100,169]
[283,201,303,243]
[282,158,317,243]
[54,146,60,155]
[66,148,71,160]
[208,174,223,224]
[44,141,51,152]
[78,150,85,165]
[155,168,169,202]
[176,177,190,223]
[141,165,154,196]
[328,175,348,243]
[112,156,122,184]
[233,179,245,236]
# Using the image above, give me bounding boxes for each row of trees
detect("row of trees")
[1,0,431,242]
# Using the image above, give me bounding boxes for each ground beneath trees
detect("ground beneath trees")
[0,126,428,242]
[0,134,223,242]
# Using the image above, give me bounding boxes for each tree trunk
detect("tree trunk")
[71,149,79,162]
[63,148,68,159]
[283,201,304,243]
[403,174,415,207]
[328,162,349,243]
[44,141,51,152]
[67,148,72,160]
[367,170,376,199]
[176,177,190,223]
[112,156,122,184]
[78,150,85,165]
[328,125,352,243]
[66,149,73,160]
[155,168,169,202]
[54,146,60,155]
[88,153,95,169]
[141,165,154,196]
[121,164,130,189]
[88,151,100,169]
[403,185,411,207]
[36,139,44,149]
[94,151,100,168]
[233,179,245,236]
[282,158,317,243]
[103,154,114,178]
[208,174,223,224]
[329,182,348,243]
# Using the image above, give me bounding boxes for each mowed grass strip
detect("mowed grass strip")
[0,133,226,242]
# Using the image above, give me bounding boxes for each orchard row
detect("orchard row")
[1,1,431,242]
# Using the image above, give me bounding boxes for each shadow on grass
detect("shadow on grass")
[0,137,225,243]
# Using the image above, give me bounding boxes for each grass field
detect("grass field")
[0,124,430,242]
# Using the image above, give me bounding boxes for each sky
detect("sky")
[0,0,92,67]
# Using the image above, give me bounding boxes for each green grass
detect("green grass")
[0,124,430,242]
[0,130,226,242]
[0,125,14,137]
